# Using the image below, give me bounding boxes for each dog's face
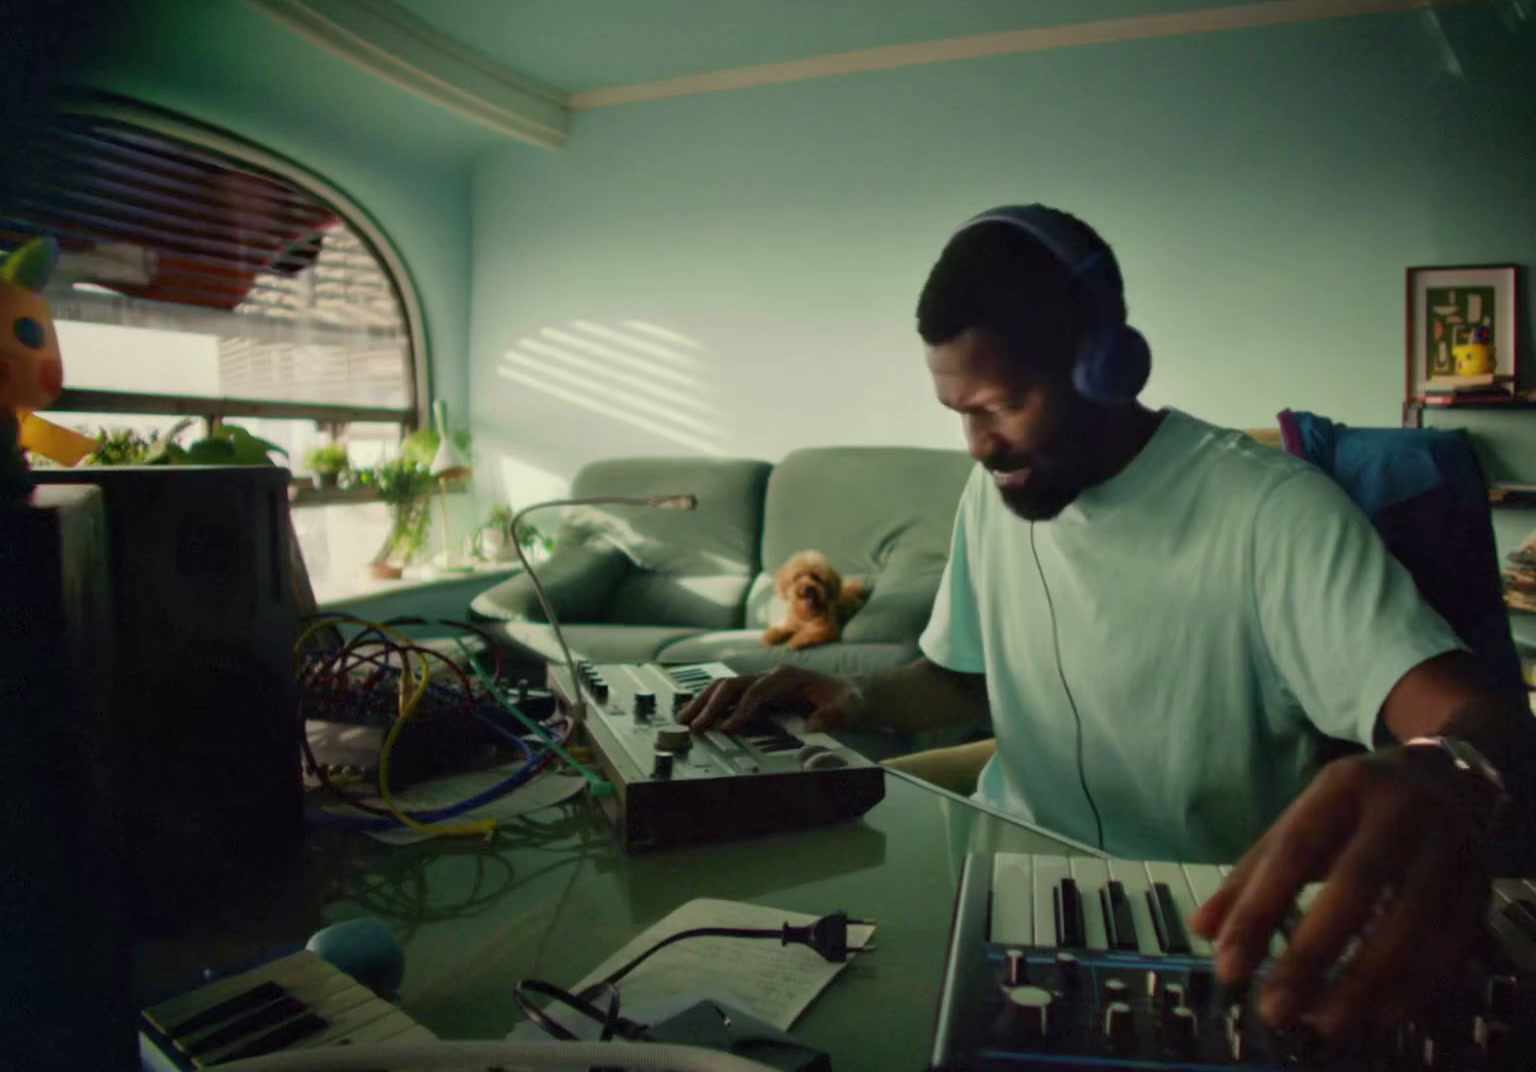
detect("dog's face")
[775,552,842,618]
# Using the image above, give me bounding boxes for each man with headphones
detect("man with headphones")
[681,203,1536,1040]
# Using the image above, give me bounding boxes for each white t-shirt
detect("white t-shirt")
[919,408,1463,862]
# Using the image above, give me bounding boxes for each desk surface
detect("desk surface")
[137,770,1087,1070]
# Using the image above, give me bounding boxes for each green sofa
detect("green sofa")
[469,444,973,686]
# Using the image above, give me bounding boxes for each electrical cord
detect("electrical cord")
[513,912,872,1049]
[1030,523,1105,851]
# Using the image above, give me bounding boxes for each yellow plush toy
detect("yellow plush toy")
[1453,324,1496,377]
[1,237,98,499]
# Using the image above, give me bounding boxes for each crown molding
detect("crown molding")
[246,0,569,150]
[570,0,1488,110]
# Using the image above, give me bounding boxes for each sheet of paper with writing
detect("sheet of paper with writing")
[571,898,876,1030]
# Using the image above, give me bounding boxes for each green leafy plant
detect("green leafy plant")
[303,443,349,475]
[400,424,473,470]
[82,420,286,467]
[355,457,434,565]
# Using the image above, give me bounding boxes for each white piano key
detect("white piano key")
[991,853,1036,946]
[1144,860,1205,955]
[145,951,332,1035]
[1068,857,1111,950]
[1105,861,1161,955]
[1033,854,1072,947]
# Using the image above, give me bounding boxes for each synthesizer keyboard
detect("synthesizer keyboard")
[548,660,884,852]
[932,852,1536,1070]
[139,949,432,1069]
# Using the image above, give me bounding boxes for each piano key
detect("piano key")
[147,953,334,1036]
[1067,857,1111,951]
[168,981,286,1039]
[1100,880,1138,951]
[1054,878,1086,948]
[218,1012,329,1062]
[178,969,367,1064]
[1491,881,1536,972]
[1150,883,1191,953]
[1181,864,1224,956]
[183,996,308,1057]
[991,853,1035,946]
[1106,862,1160,954]
[1033,854,1072,946]
[1142,860,1198,952]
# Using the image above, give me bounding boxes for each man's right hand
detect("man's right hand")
[677,665,865,735]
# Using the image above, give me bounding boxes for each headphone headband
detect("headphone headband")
[950,204,1148,403]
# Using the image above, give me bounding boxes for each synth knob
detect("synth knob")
[1102,977,1130,1006]
[803,750,850,770]
[655,726,692,752]
[672,691,695,713]
[1486,974,1518,1019]
[1165,1005,1197,1052]
[652,751,674,779]
[592,682,609,703]
[1053,951,1079,991]
[1003,949,1027,988]
[1159,982,1186,1015]
[634,692,656,712]
[1003,986,1053,1038]
[1103,1001,1135,1054]
[1474,1015,1510,1062]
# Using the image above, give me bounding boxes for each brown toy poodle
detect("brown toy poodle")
[761,550,867,650]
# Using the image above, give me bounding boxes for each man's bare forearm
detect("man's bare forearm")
[847,657,989,734]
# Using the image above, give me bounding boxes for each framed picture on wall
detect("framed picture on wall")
[1405,264,1519,401]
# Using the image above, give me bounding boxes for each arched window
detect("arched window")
[1,99,425,477]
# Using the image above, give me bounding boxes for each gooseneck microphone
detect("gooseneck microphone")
[507,494,698,717]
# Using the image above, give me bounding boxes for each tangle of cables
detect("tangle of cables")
[294,615,608,840]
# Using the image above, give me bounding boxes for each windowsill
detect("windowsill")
[316,561,519,610]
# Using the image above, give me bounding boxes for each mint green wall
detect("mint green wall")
[74,0,482,422]
[467,6,1535,498]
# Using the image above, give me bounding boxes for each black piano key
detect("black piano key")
[1106,881,1138,951]
[1145,889,1169,953]
[184,996,308,1057]
[218,1012,329,1062]
[1054,879,1086,948]
[168,981,287,1039]
[1152,883,1191,953]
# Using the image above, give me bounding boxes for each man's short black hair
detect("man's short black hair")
[915,207,1123,372]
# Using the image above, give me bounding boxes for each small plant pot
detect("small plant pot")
[312,471,340,490]
[366,561,403,580]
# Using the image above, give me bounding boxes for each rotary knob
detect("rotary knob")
[1053,951,1079,992]
[1165,1005,1197,1054]
[655,725,692,752]
[652,751,674,779]
[634,691,656,714]
[1003,949,1027,988]
[1102,978,1130,1005]
[672,691,695,714]
[1103,1001,1135,1054]
[1003,986,1054,1038]
[1160,982,1187,1015]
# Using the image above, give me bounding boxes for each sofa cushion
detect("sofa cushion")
[564,457,772,630]
[747,447,973,643]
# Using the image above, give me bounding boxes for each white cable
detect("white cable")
[215,1038,782,1072]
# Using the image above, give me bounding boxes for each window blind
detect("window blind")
[0,111,414,413]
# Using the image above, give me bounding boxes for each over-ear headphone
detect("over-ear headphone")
[954,204,1150,404]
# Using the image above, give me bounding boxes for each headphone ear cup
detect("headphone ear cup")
[1073,326,1150,403]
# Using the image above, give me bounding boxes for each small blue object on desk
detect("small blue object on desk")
[306,917,405,995]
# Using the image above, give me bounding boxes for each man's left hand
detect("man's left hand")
[1189,749,1492,1039]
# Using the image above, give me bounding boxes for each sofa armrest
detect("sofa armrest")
[468,545,632,623]
[841,550,947,645]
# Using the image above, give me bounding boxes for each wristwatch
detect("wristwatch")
[1401,735,1510,827]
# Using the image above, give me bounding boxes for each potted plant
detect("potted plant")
[474,503,554,564]
[355,457,432,579]
[303,443,349,489]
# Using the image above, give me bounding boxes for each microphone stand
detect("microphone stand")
[507,495,697,721]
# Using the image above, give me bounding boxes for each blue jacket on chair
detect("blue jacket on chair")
[1277,409,1524,708]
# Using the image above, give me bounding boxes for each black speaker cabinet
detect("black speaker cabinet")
[1,484,136,1070]
[32,466,303,932]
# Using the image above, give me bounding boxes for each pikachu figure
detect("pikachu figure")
[0,236,97,500]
